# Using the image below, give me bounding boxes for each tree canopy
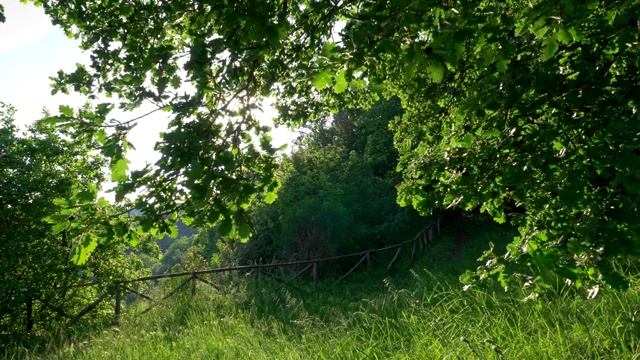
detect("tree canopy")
[231,98,426,265]
[26,0,640,292]
[0,104,148,333]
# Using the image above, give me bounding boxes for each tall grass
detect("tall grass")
[5,216,640,359]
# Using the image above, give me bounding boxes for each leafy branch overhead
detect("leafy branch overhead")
[30,0,640,293]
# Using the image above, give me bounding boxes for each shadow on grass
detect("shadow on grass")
[236,210,518,327]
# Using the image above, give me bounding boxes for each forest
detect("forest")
[1,0,640,358]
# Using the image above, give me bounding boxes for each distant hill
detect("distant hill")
[128,210,198,252]
[157,219,198,253]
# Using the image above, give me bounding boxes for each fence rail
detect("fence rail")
[20,212,443,332]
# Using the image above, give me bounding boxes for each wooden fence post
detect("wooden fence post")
[312,262,318,286]
[253,266,258,286]
[423,230,427,248]
[26,296,33,332]
[191,273,197,297]
[115,282,121,317]
[366,251,371,272]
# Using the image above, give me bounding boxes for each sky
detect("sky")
[0,0,296,172]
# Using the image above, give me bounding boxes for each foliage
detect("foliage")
[27,0,640,291]
[227,99,426,264]
[152,237,193,274]
[377,1,640,293]
[189,226,221,266]
[156,219,198,253]
[151,226,220,274]
[0,104,148,336]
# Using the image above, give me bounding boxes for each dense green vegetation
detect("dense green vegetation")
[152,98,426,273]
[1,0,640,357]
[223,98,428,266]
[0,104,150,335]
[17,0,636,292]
[5,218,640,359]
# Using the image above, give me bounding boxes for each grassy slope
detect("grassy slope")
[7,214,640,359]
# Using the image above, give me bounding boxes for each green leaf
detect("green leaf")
[127,230,139,247]
[264,191,277,204]
[70,233,99,265]
[96,130,108,145]
[369,82,385,93]
[75,184,97,203]
[427,63,445,83]
[169,223,178,238]
[75,190,95,203]
[557,29,573,44]
[218,217,233,237]
[333,71,348,94]
[52,222,68,235]
[39,116,69,126]
[312,70,333,90]
[568,28,582,41]
[111,158,130,182]
[543,37,559,61]
[236,220,252,242]
[121,4,134,16]
[534,25,549,39]
[59,105,74,117]
[482,129,501,138]
[322,42,337,57]
[496,59,509,73]
[53,198,69,207]
[97,197,110,207]
[405,61,417,79]
[494,211,506,224]
[461,134,474,146]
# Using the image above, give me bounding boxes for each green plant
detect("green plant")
[0,104,149,337]
[21,0,640,291]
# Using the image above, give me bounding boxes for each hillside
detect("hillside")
[7,216,640,359]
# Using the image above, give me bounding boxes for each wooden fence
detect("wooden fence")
[20,212,442,332]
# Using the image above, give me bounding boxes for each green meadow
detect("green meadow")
[6,219,639,360]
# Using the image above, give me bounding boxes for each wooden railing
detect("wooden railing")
[19,212,442,332]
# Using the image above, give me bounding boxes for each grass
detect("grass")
[5,214,640,359]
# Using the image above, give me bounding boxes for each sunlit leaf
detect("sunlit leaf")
[70,233,98,265]
[312,70,333,90]
[333,71,348,94]
[111,158,130,182]
[427,63,445,83]
[59,105,74,117]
